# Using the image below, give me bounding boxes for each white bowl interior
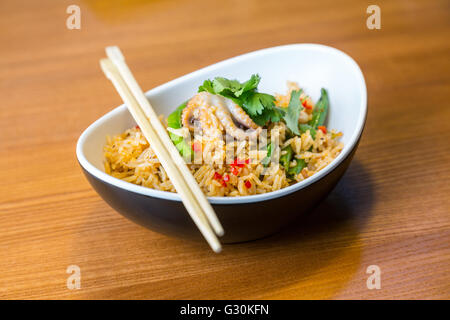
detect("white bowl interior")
[77,44,366,204]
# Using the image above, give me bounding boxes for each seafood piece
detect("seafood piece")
[182,92,261,140]
[211,94,260,130]
[298,110,312,123]
[182,102,223,138]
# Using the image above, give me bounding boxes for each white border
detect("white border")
[76,44,367,205]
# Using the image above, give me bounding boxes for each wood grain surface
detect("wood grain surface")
[0,0,449,299]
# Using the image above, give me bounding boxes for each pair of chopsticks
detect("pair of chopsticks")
[100,46,224,252]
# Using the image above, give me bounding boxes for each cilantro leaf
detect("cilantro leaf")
[212,77,242,96]
[283,89,303,135]
[248,106,283,126]
[235,74,260,97]
[198,80,215,94]
[250,110,271,126]
[268,107,284,123]
[242,92,274,116]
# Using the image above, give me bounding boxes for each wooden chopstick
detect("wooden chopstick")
[100,58,222,253]
[105,46,225,237]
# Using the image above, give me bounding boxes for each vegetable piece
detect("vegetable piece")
[282,89,303,135]
[249,104,283,126]
[192,141,201,152]
[199,74,259,98]
[167,102,186,129]
[231,158,246,168]
[309,88,329,129]
[318,125,327,134]
[299,124,317,139]
[217,75,260,98]
[213,172,227,187]
[287,158,307,177]
[175,141,193,159]
[301,99,312,110]
[241,92,274,117]
[167,102,193,159]
[261,142,272,167]
[279,145,293,171]
[244,180,252,189]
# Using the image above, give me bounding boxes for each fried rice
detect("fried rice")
[103,82,343,197]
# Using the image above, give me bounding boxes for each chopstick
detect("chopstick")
[100,56,223,253]
[105,46,224,237]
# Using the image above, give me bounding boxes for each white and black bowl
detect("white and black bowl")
[76,44,367,243]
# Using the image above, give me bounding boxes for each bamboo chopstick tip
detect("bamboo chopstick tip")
[106,46,125,62]
[99,58,114,80]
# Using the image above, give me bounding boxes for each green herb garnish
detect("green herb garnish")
[167,101,192,159]
[282,89,303,135]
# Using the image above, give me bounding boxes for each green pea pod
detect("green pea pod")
[261,142,272,167]
[299,124,317,139]
[279,145,293,171]
[287,158,306,177]
[309,88,329,129]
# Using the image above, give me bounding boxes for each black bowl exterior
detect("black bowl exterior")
[80,142,358,243]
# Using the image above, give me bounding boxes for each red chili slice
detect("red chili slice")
[231,158,246,168]
[223,174,230,182]
[192,142,201,152]
[301,99,313,110]
[318,126,327,134]
[213,172,223,180]
[244,180,252,189]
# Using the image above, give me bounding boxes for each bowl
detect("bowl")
[76,44,367,243]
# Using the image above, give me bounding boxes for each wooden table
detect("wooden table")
[1,0,449,299]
